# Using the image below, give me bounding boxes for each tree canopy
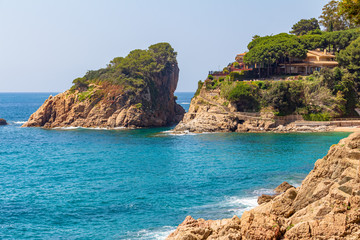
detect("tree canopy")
[290,18,320,36]
[319,0,355,31]
[244,33,307,76]
[337,37,360,75]
[339,0,360,25]
[244,28,360,73]
[299,28,360,52]
[72,42,177,94]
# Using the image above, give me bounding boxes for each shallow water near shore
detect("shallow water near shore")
[0,92,350,239]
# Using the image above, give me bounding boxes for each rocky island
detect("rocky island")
[23,43,184,129]
[0,118,7,125]
[168,131,360,239]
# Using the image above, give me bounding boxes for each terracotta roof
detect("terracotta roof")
[307,50,336,58]
[236,52,247,56]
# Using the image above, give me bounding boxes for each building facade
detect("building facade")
[278,50,338,75]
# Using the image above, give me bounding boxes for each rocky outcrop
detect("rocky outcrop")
[173,85,335,133]
[23,66,184,129]
[274,181,294,194]
[168,132,360,239]
[257,181,294,205]
[174,86,274,133]
[0,118,7,125]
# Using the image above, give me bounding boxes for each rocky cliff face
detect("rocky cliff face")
[23,66,184,128]
[174,85,335,133]
[168,132,360,239]
[174,86,267,133]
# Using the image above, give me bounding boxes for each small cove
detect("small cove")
[0,92,350,239]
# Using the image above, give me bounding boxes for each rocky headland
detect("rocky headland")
[174,83,336,134]
[167,132,360,239]
[23,43,185,129]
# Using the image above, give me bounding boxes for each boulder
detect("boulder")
[257,194,274,205]
[274,181,294,194]
[0,118,7,125]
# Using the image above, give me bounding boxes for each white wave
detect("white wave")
[223,196,259,216]
[287,180,302,188]
[126,226,175,240]
[52,126,127,130]
[113,126,127,129]
[13,121,27,124]
[160,130,207,136]
[53,126,83,130]
[180,102,190,104]
[252,188,275,195]
[188,195,259,218]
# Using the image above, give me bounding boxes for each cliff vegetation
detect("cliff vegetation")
[23,43,185,128]
[71,42,177,101]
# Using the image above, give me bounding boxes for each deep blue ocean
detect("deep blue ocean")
[0,92,350,239]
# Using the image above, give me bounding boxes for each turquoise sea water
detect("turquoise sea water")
[0,92,350,239]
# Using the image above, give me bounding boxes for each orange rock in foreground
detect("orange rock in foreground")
[168,132,360,239]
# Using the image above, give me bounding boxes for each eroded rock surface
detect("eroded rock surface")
[168,132,360,239]
[173,85,333,133]
[23,66,184,129]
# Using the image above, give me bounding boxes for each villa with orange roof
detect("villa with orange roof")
[209,52,252,77]
[279,49,338,75]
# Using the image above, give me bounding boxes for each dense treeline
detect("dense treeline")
[243,28,360,78]
[71,42,177,96]
[243,0,360,78]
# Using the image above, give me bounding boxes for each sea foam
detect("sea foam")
[13,121,27,125]
[126,226,175,240]
[52,126,127,130]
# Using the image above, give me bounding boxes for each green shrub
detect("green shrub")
[221,82,260,111]
[254,80,271,90]
[226,82,253,101]
[72,77,89,90]
[286,224,294,231]
[303,112,331,121]
[135,103,142,109]
[208,74,214,80]
[206,79,219,90]
[194,80,204,97]
[229,71,244,81]
[77,86,95,101]
[264,81,303,116]
[232,62,240,68]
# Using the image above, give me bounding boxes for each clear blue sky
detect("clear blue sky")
[0,0,327,92]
